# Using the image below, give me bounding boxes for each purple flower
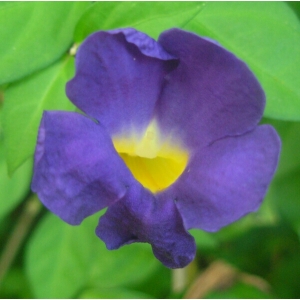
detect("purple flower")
[32,28,280,268]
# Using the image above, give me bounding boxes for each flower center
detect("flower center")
[112,120,189,193]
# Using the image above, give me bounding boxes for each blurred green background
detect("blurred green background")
[1,2,300,298]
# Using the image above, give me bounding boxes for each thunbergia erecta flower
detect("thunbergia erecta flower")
[32,28,281,268]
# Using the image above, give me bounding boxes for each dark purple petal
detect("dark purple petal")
[66,28,177,136]
[96,184,196,269]
[168,125,280,231]
[31,111,135,225]
[156,28,265,149]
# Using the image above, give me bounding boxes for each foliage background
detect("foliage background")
[1,1,300,298]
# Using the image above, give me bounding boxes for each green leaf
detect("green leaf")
[213,196,278,244]
[131,264,171,298]
[0,2,90,85]
[0,151,32,220]
[287,1,300,20]
[0,267,33,298]
[215,225,300,279]
[75,2,300,121]
[189,229,219,251]
[269,170,300,236]
[89,241,158,290]
[79,287,152,299]
[0,111,32,219]
[262,118,300,178]
[2,55,76,176]
[269,253,300,298]
[262,119,300,235]
[26,213,98,298]
[207,281,272,299]
[26,213,159,298]
[74,2,204,41]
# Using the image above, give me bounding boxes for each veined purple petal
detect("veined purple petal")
[66,29,178,136]
[96,184,196,269]
[168,125,280,231]
[31,111,135,225]
[156,28,265,149]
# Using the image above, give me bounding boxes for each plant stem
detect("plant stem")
[172,259,198,294]
[0,195,41,288]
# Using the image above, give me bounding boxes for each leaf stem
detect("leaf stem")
[172,259,198,294]
[0,194,41,288]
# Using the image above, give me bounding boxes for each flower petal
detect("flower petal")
[109,28,176,60]
[96,184,196,269]
[156,28,265,149]
[66,28,177,136]
[169,125,281,231]
[31,111,135,225]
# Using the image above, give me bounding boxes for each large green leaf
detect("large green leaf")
[75,2,300,121]
[89,238,158,290]
[0,2,90,84]
[74,2,205,41]
[26,213,159,298]
[2,55,76,175]
[26,213,97,298]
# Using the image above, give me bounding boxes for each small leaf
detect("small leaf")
[26,213,159,298]
[2,55,76,175]
[0,2,90,84]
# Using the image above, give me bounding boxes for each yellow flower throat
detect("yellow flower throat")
[112,120,189,193]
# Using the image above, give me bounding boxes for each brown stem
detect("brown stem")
[184,260,237,299]
[184,260,272,299]
[0,195,41,287]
